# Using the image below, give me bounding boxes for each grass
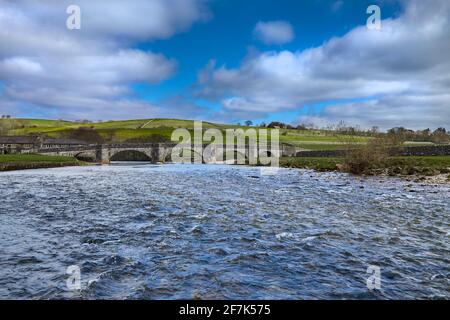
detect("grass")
[280,133,371,143]
[5,118,243,142]
[0,154,78,163]
[4,117,369,139]
[2,118,444,151]
[378,156,450,175]
[0,154,81,171]
[280,157,343,171]
[291,143,353,151]
[280,156,450,176]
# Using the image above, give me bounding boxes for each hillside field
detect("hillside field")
[1,118,435,151]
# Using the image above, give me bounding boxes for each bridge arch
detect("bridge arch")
[109,149,152,162]
[259,150,273,158]
[74,151,96,162]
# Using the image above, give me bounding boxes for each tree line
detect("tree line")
[241,120,450,144]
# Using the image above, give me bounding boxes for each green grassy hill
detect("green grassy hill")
[0,118,435,151]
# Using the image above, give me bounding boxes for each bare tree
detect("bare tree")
[0,117,19,135]
[432,128,450,144]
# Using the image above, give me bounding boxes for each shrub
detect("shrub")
[342,135,401,175]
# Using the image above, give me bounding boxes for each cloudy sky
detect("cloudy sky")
[0,0,449,129]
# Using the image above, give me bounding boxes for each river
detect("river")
[0,164,449,299]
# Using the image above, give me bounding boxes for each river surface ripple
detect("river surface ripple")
[0,164,449,299]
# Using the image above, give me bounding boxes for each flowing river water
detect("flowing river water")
[0,164,449,299]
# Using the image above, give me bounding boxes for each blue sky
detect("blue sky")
[1,0,449,129]
[134,0,402,124]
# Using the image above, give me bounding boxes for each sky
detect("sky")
[0,0,449,130]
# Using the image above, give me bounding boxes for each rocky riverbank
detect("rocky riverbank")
[280,156,450,183]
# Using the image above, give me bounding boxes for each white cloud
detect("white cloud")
[0,0,208,119]
[0,0,210,42]
[199,0,450,129]
[82,0,210,40]
[299,94,450,131]
[254,20,295,45]
[1,57,44,76]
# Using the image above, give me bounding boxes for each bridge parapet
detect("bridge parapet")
[36,144,99,153]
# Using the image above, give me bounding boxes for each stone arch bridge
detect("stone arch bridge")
[33,143,297,164]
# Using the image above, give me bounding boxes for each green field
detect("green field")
[1,118,373,150]
[0,118,442,151]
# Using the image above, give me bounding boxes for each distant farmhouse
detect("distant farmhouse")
[0,136,87,154]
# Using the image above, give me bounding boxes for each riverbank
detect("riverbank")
[280,156,450,183]
[0,154,83,172]
[3,154,450,184]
